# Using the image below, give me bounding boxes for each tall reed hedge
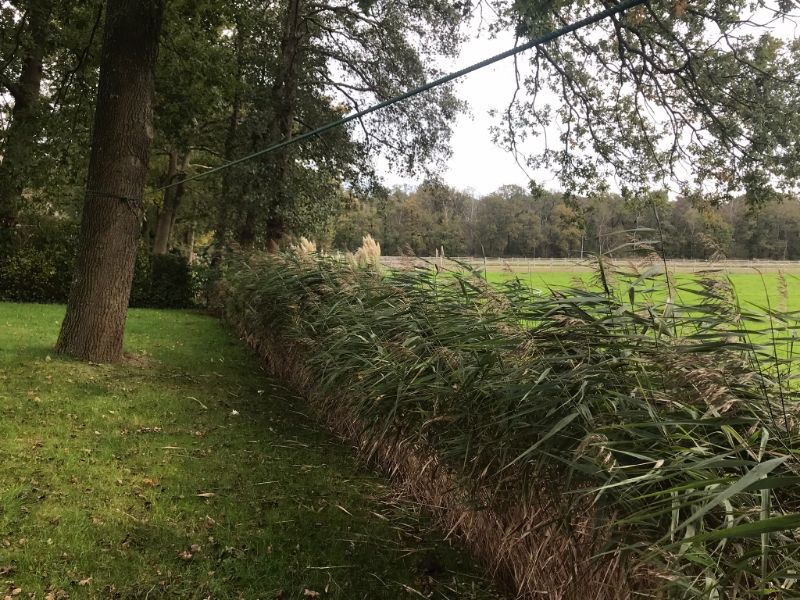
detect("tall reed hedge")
[222,252,800,598]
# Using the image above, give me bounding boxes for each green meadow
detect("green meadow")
[484,270,800,312]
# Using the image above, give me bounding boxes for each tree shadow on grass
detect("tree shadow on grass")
[0,307,498,600]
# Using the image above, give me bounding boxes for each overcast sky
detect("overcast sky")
[381,20,544,197]
[380,9,800,198]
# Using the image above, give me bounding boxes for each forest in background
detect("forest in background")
[328,182,800,260]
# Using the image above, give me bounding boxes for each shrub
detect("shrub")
[132,252,193,309]
[0,220,79,303]
[129,244,153,307]
[0,221,194,308]
[222,251,800,598]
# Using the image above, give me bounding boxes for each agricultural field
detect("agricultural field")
[485,271,800,312]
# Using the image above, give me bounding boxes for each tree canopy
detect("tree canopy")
[0,0,470,251]
[1,0,799,266]
[492,0,800,201]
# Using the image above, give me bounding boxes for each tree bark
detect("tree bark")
[236,0,304,249]
[152,150,178,254]
[56,0,164,363]
[185,218,195,264]
[212,95,242,258]
[211,26,243,266]
[152,151,188,255]
[0,0,53,237]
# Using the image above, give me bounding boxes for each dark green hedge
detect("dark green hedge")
[0,220,79,304]
[137,253,194,309]
[0,220,195,308]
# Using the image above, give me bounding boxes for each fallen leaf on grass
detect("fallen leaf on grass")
[196,492,216,498]
[135,427,162,434]
[303,590,320,598]
[178,550,193,561]
[78,578,92,586]
[335,505,353,516]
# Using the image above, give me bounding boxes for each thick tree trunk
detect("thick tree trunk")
[0,0,52,236]
[264,0,304,247]
[185,217,195,264]
[56,0,164,363]
[152,194,183,254]
[237,205,258,248]
[152,151,188,255]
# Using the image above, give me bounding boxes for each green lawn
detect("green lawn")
[0,303,497,600]
[485,270,800,312]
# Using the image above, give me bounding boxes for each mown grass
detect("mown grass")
[485,270,800,312]
[0,303,497,600]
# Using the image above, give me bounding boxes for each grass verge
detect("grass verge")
[0,302,497,600]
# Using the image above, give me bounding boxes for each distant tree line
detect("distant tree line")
[330,182,800,260]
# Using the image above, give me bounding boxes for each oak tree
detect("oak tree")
[56,0,165,362]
